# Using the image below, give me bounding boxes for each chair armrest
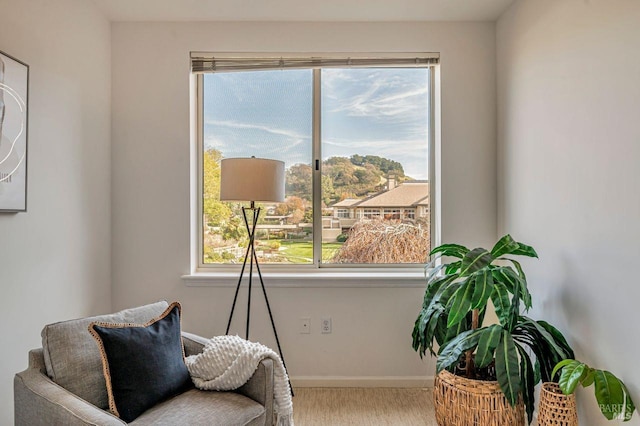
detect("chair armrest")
[14,349,125,426]
[181,332,275,424]
[181,331,208,357]
[238,358,274,424]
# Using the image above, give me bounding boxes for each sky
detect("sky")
[203,67,430,180]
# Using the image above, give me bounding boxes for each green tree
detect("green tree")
[221,215,246,242]
[350,154,405,176]
[203,149,232,226]
[324,156,358,187]
[321,175,335,205]
[285,163,312,201]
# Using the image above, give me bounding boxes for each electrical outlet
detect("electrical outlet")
[321,317,332,334]
[299,317,311,334]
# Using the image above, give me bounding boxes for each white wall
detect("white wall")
[497,1,640,423]
[111,21,497,383]
[0,0,111,423]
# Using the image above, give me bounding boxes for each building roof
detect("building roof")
[332,198,362,207]
[331,181,429,209]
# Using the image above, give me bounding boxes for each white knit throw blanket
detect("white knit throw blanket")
[185,335,294,426]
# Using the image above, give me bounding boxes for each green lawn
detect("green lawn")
[279,240,343,263]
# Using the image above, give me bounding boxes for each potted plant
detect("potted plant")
[412,235,574,425]
[539,359,636,423]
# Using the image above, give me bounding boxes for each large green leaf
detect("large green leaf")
[503,258,532,310]
[537,321,575,359]
[434,313,449,346]
[519,317,573,361]
[423,306,446,356]
[412,302,445,357]
[620,382,636,421]
[441,281,465,311]
[558,361,587,395]
[534,358,542,384]
[491,283,511,326]
[459,248,494,277]
[513,318,573,383]
[512,327,554,382]
[471,269,494,310]
[420,277,459,323]
[594,370,635,421]
[436,328,483,373]
[512,242,538,258]
[423,274,456,304]
[447,279,474,327]
[551,359,577,381]
[492,267,521,294]
[491,234,520,258]
[413,275,459,357]
[444,311,471,343]
[495,330,521,406]
[445,261,462,274]
[413,276,465,358]
[582,369,596,387]
[516,343,537,424]
[507,268,521,332]
[475,324,502,368]
[430,244,469,259]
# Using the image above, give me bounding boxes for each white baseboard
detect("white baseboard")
[290,376,435,388]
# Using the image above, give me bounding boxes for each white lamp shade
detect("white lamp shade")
[220,157,285,203]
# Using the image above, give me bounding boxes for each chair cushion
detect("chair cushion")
[41,301,169,409]
[89,302,191,423]
[130,388,266,426]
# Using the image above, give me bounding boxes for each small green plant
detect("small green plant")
[268,241,281,251]
[336,233,349,243]
[553,359,636,421]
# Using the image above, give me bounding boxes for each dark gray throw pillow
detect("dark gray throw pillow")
[88,302,191,422]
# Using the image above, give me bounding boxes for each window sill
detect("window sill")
[182,270,427,288]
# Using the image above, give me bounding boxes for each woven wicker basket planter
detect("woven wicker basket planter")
[434,370,525,426]
[537,382,578,426]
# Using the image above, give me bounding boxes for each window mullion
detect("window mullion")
[312,69,322,268]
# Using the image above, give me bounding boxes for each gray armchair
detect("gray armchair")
[14,302,275,425]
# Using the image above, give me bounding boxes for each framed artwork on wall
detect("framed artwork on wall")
[0,50,28,212]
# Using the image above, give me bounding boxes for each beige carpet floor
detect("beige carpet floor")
[291,388,437,426]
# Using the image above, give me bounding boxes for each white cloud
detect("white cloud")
[322,69,428,121]
[205,119,310,141]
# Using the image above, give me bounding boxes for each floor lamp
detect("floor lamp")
[219,157,293,394]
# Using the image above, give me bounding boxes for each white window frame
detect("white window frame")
[187,53,440,283]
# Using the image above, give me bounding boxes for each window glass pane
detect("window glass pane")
[202,70,313,264]
[321,68,430,264]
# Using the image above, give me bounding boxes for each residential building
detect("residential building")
[335,181,428,221]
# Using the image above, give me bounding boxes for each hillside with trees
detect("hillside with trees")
[286,154,407,205]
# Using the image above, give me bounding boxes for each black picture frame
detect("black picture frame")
[0,49,29,213]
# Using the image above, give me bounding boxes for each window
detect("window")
[336,209,350,218]
[363,209,381,219]
[193,54,437,269]
[383,209,402,220]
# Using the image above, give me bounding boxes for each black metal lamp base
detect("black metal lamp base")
[225,204,294,396]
